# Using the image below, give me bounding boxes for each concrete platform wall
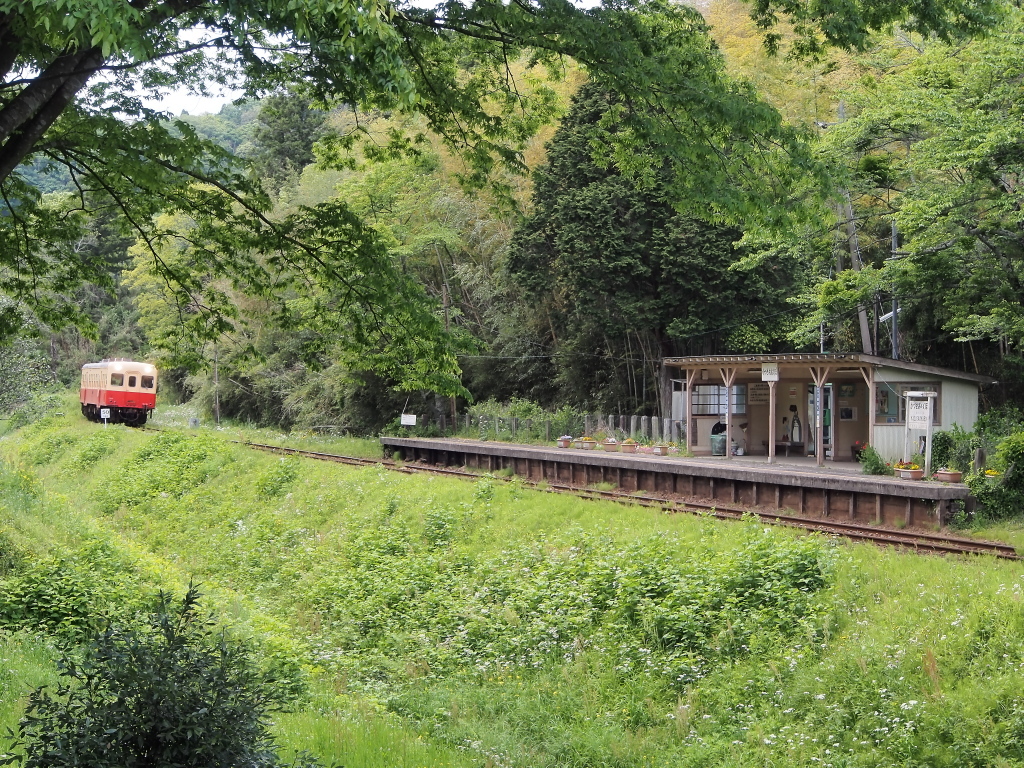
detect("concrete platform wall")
[381,437,974,529]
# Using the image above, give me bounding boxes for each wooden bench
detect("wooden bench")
[763,441,805,457]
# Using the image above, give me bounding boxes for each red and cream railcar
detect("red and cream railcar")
[80,359,157,426]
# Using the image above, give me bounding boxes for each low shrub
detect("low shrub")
[932,424,982,473]
[94,432,227,512]
[967,430,1024,521]
[1,585,321,768]
[0,544,147,642]
[255,457,300,499]
[859,444,892,475]
[62,429,120,475]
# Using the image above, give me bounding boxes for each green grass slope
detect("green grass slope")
[2,406,1024,767]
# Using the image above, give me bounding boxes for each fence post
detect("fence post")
[585,414,592,436]
[545,420,551,441]
[640,416,649,440]
[630,415,639,437]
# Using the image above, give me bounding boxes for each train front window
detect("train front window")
[141,376,154,389]
[110,373,124,386]
[128,376,137,387]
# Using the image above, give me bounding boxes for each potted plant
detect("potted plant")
[932,467,963,483]
[581,436,597,450]
[894,461,924,480]
[651,442,670,456]
[557,435,573,448]
[620,438,638,454]
[851,439,867,462]
[600,437,618,451]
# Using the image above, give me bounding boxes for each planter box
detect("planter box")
[652,445,670,456]
[582,441,597,450]
[897,468,924,480]
[933,470,963,483]
[600,441,618,451]
[556,438,572,448]
[620,443,638,454]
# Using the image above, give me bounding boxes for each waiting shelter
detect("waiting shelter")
[661,354,994,465]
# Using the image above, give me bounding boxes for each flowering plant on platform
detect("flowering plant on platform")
[894,461,920,470]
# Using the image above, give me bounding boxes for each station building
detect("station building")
[662,354,995,464]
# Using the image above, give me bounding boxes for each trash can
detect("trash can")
[710,434,727,456]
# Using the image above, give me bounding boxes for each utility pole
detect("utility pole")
[442,283,456,425]
[213,343,221,426]
[822,102,873,355]
[891,221,900,360]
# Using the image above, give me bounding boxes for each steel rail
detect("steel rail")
[238,440,1018,561]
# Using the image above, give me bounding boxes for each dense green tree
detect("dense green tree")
[0,338,52,414]
[250,92,327,189]
[178,101,261,153]
[800,9,1024,397]
[507,82,803,413]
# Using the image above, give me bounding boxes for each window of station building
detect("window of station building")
[128,375,137,387]
[110,373,124,386]
[874,382,940,424]
[691,384,747,415]
[141,375,154,389]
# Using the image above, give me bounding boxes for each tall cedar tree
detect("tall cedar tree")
[507,82,802,413]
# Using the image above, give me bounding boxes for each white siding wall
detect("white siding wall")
[872,366,979,461]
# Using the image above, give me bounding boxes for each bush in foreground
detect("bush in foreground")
[0,585,321,768]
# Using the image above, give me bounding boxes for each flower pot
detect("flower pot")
[652,445,670,456]
[601,441,617,451]
[582,441,597,450]
[557,438,572,448]
[897,468,924,480]
[933,469,963,483]
[620,443,638,454]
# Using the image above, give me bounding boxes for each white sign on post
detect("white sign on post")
[400,413,417,426]
[906,399,930,428]
[100,408,111,421]
[903,391,937,474]
[761,362,779,382]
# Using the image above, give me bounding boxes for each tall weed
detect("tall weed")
[94,432,227,512]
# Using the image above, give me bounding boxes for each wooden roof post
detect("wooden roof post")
[720,366,738,460]
[659,361,671,421]
[859,364,875,448]
[809,365,833,467]
[768,379,777,464]
[685,368,699,455]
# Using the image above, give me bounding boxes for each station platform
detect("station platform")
[380,437,972,529]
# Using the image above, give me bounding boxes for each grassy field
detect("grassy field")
[3,401,1024,767]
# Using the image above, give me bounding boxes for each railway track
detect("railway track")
[241,440,1020,561]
